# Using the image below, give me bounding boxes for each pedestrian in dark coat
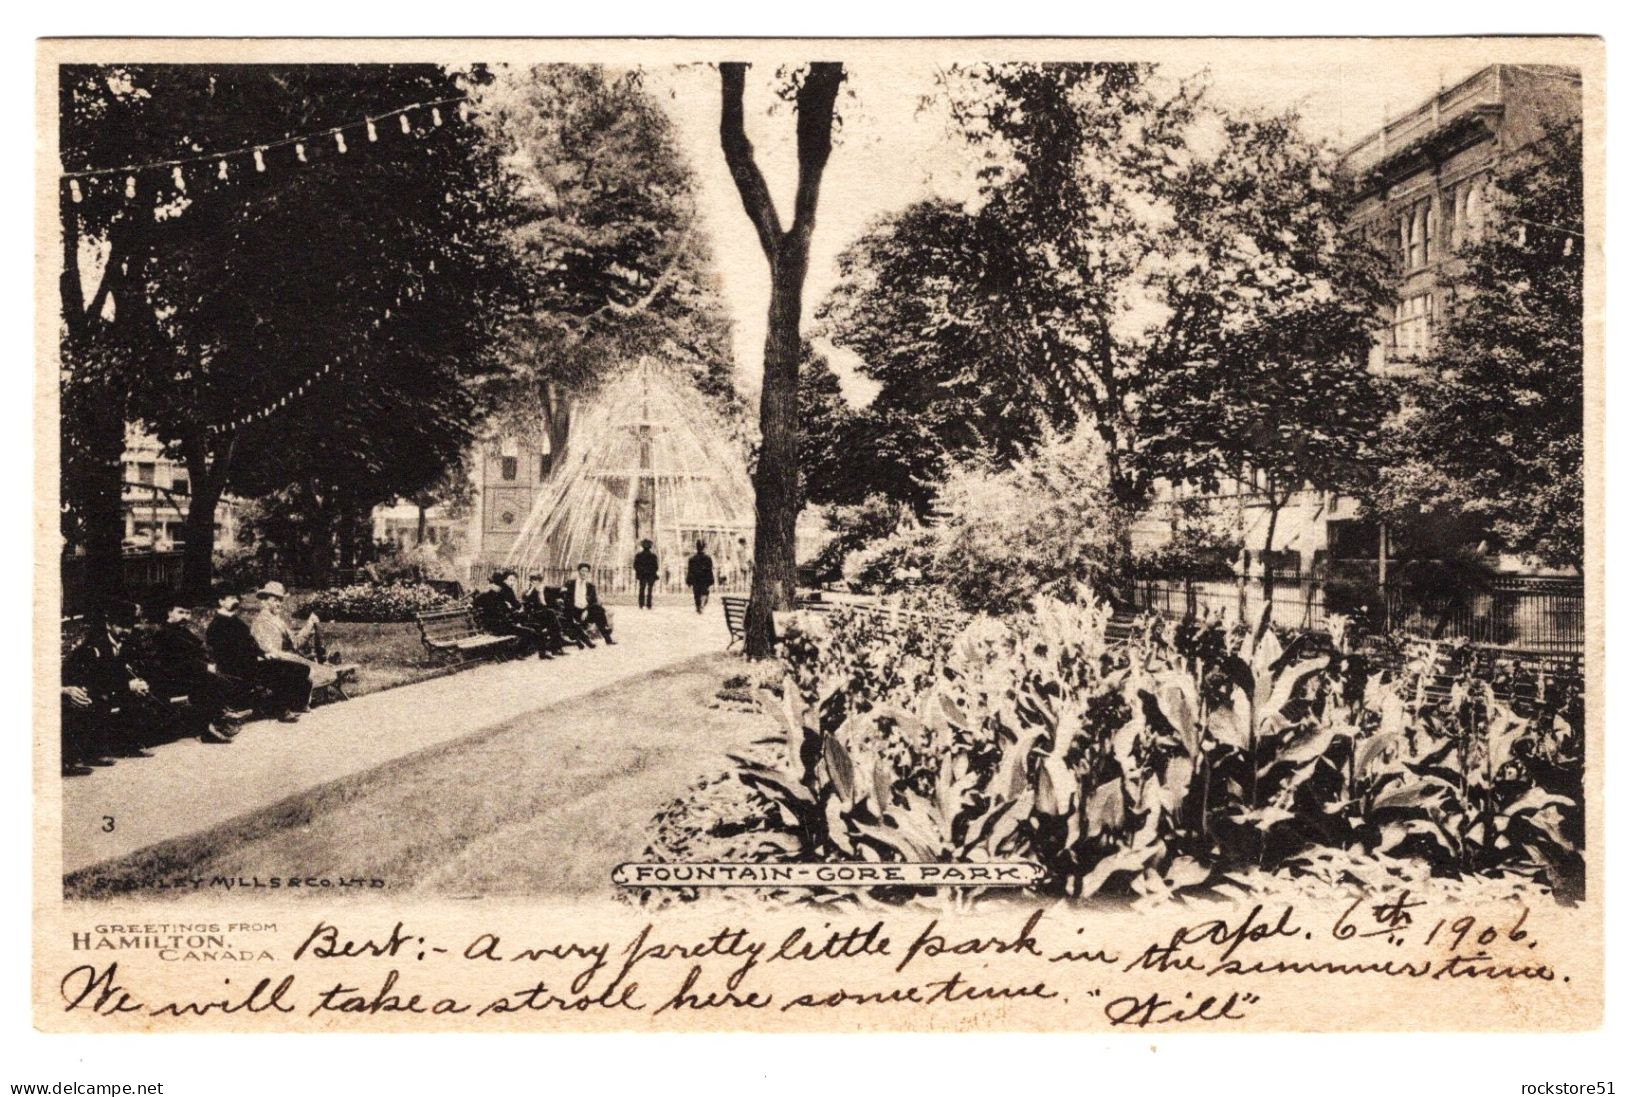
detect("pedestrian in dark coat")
[686,541,715,614]
[633,540,659,610]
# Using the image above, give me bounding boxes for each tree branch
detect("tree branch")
[719,63,784,262]
[789,62,846,248]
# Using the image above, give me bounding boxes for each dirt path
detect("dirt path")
[61,603,736,880]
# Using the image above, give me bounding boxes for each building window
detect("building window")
[136,461,156,485]
[501,456,518,481]
[1393,293,1434,359]
[539,451,552,480]
[1463,180,1485,244]
[1406,197,1433,269]
[171,477,189,496]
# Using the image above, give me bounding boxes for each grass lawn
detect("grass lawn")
[64,652,768,901]
[317,619,452,697]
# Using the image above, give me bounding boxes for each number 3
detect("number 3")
[101,816,114,832]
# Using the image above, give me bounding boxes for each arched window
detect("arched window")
[1464,180,1484,243]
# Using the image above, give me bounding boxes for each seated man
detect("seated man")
[542,583,594,649]
[519,573,569,654]
[205,592,266,711]
[248,581,330,721]
[61,600,156,772]
[143,595,239,744]
[472,572,550,659]
[561,563,615,644]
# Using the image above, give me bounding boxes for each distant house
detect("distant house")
[119,430,243,553]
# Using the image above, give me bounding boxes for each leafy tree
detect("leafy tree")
[719,61,846,657]
[60,63,526,595]
[1374,117,1584,569]
[481,64,741,463]
[1140,110,1396,593]
[816,64,1392,563]
[816,199,1073,516]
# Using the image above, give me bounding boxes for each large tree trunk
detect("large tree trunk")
[59,190,135,611]
[719,61,844,659]
[179,432,222,600]
[749,255,810,624]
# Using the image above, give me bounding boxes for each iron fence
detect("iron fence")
[1130,574,1583,655]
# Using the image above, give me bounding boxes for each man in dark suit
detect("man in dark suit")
[633,540,659,610]
[563,563,614,643]
[61,600,156,771]
[473,572,550,659]
[145,596,238,744]
[520,573,570,654]
[686,541,715,614]
[206,591,304,721]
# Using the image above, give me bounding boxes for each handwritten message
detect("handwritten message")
[51,890,1575,1031]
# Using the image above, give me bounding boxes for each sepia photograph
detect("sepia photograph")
[30,35,1604,1043]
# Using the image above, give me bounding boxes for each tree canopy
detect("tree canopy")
[811,63,1393,527]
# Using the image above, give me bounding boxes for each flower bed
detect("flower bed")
[639,598,1583,905]
[298,581,457,623]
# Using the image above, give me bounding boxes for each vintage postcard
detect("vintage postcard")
[33,36,1603,1033]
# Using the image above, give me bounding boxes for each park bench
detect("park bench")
[413,604,518,662]
[721,596,827,650]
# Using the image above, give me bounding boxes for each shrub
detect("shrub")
[298,581,455,623]
[842,431,1129,614]
[649,596,1583,905]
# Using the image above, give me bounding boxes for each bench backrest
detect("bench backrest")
[417,606,480,644]
[721,595,749,637]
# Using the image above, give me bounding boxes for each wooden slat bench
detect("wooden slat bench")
[413,605,518,661]
[722,595,751,650]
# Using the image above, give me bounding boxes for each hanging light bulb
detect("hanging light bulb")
[172,166,186,191]
[253,148,266,172]
[295,142,307,163]
[68,179,82,204]
[125,175,136,199]
[431,107,443,127]
[335,131,348,154]
[458,101,470,123]
[218,159,229,180]
[400,113,412,134]
[366,119,378,143]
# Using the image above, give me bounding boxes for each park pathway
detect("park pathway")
[61,602,728,876]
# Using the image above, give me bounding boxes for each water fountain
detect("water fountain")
[503,362,756,593]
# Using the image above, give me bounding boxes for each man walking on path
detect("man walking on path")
[686,541,715,614]
[633,540,659,610]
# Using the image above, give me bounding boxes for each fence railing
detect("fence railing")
[60,552,186,616]
[1129,574,1584,656]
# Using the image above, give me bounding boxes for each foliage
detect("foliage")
[814,199,1073,515]
[652,597,1583,905]
[812,65,1391,521]
[298,581,456,623]
[804,494,908,585]
[842,431,1130,614]
[479,65,740,415]
[1134,498,1241,579]
[59,63,529,596]
[1373,117,1584,568]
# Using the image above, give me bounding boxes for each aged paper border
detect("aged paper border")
[31,35,1607,1036]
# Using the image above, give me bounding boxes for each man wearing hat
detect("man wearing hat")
[145,595,239,744]
[633,539,659,610]
[520,572,570,654]
[473,571,551,659]
[249,581,328,720]
[61,600,154,772]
